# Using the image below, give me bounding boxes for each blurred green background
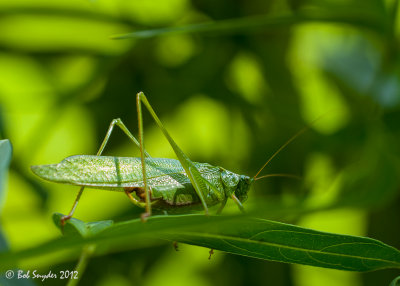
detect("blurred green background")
[1,0,400,285]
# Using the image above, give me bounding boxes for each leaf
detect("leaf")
[164,217,400,271]
[52,213,113,238]
[0,229,8,252]
[0,214,399,272]
[0,140,12,261]
[390,276,400,286]
[112,10,385,39]
[0,139,12,214]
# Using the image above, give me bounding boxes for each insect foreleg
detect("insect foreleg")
[231,194,245,213]
[62,118,151,226]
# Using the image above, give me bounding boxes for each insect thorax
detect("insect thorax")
[220,169,253,203]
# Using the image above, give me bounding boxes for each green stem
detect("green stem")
[66,244,96,286]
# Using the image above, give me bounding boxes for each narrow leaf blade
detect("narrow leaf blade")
[112,11,384,39]
[0,139,12,214]
[162,217,400,271]
[1,215,399,273]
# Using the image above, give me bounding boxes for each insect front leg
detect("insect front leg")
[62,118,151,226]
[231,194,245,212]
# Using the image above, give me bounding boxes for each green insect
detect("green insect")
[31,92,303,223]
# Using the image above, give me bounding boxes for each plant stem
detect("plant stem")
[66,244,96,286]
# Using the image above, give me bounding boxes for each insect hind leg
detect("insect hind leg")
[98,118,151,157]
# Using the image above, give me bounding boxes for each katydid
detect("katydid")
[31,92,305,223]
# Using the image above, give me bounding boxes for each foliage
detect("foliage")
[0,0,400,286]
[2,213,400,273]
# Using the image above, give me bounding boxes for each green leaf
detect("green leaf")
[52,213,113,238]
[0,139,12,214]
[165,217,400,271]
[0,140,12,260]
[112,10,385,39]
[390,276,400,286]
[0,214,399,272]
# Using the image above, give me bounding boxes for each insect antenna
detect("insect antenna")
[253,126,308,179]
[253,112,329,180]
[254,173,302,181]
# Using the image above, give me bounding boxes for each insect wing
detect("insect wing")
[31,156,190,190]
